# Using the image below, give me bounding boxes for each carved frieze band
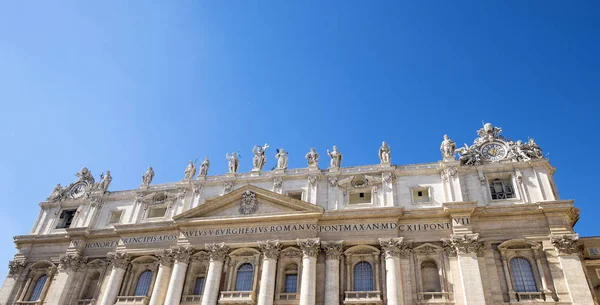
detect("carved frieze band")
[59,253,88,271]
[379,237,412,258]
[322,241,343,260]
[297,238,320,258]
[551,234,581,256]
[206,243,230,262]
[442,233,484,256]
[107,252,131,269]
[259,240,282,260]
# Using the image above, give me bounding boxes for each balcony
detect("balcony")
[516,292,545,302]
[219,291,256,305]
[114,296,149,305]
[275,292,299,305]
[14,302,42,305]
[343,291,382,305]
[418,292,451,303]
[181,295,203,305]
[72,299,96,305]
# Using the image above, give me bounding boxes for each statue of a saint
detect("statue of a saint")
[305,148,319,168]
[98,171,112,193]
[198,157,210,176]
[379,141,391,165]
[327,145,342,169]
[47,184,64,202]
[142,167,155,187]
[184,160,196,180]
[440,135,456,160]
[226,152,239,173]
[275,149,288,170]
[252,144,270,171]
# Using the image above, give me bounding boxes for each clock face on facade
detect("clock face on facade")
[69,182,87,198]
[480,142,508,161]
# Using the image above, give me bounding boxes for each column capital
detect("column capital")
[59,253,87,272]
[258,240,281,260]
[205,243,229,262]
[107,251,131,269]
[442,233,484,256]
[172,246,195,264]
[297,238,320,258]
[8,260,26,276]
[550,233,582,256]
[155,249,175,267]
[322,241,343,260]
[379,237,412,258]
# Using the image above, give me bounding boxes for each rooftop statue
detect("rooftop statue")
[275,149,288,170]
[226,152,239,173]
[379,141,391,165]
[98,171,112,193]
[142,167,154,187]
[327,145,342,170]
[305,148,319,168]
[440,135,456,161]
[198,156,210,177]
[252,144,270,171]
[183,160,196,180]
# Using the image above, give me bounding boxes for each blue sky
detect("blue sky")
[0,1,599,279]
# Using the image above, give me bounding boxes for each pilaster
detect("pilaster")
[550,234,595,305]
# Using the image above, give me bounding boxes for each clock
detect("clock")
[480,142,508,161]
[69,182,88,198]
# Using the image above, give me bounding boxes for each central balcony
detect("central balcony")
[181,295,203,305]
[417,292,451,303]
[218,291,256,305]
[343,291,382,305]
[275,292,299,305]
[72,299,96,305]
[114,296,149,305]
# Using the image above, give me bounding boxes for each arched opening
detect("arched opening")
[353,262,373,291]
[235,263,254,291]
[510,257,537,292]
[29,275,48,301]
[134,270,153,296]
[421,261,441,292]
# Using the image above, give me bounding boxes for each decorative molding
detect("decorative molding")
[297,238,320,258]
[308,175,320,187]
[240,190,259,215]
[328,176,338,187]
[259,240,282,260]
[382,172,395,183]
[172,246,195,263]
[8,260,26,276]
[282,248,303,258]
[155,249,175,267]
[224,181,234,195]
[59,253,87,272]
[205,243,229,262]
[322,241,343,260]
[551,233,581,255]
[437,162,458,182]
[442,233,484,256]
[273,177,283,193]
[379,237,412,258]
[107,252,131,269]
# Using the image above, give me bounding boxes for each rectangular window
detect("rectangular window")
[193,277,205,295]
[148,207,167,218]
[349,192,372,204]
[55,209,77,229]
[589,247,600,256]
[108,210,123,224]
[412,188,431,203]
[489,179,515,200]
[284,274,297,293]
[287,191,303,201]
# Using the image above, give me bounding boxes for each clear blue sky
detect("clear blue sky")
[1,1,599,279]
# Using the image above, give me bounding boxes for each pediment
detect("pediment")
[174,185,323,221]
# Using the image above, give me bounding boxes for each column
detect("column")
[257,240,282,305]
[551,234,595,305]
[148,250,174,305]
[164,246,195,305]
[442,234,486,305]
[297,238,320,305]
[0,260,27,304]
[44,253,87,304]
[322,241,343,305]
[201,243,230,305]
[379,238,405,305]
[98,252,131,305]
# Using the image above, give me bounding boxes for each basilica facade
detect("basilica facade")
[0,123,595,305]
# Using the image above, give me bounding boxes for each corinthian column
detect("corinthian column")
[442,233,485,305]
[322,241,343,305]
[149,250,174,305]
[201,243,230,305]
[98,252,131,305]
[164,246,194,305]
[257,240,282,305]
[551,234,595,305]
[379,238,408,305]
[297,238,320,305]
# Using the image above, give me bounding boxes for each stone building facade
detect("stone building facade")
[0,123,595,305]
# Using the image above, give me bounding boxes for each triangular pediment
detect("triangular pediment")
[174,185,323,221]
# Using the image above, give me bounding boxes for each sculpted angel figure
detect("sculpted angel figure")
[98,171,112,193]
[327,145,342,169]
[47,184,64,202]
[440,135,456,159]
[305,148,319,167]
[252,143,270,171]
[226,152,239,173]
[379,141,391,164]
[524,138,543,158]
[184,160,196,180]
[75,167,95,184]
[199,157,210,176]
[142,167,154,187]
[275,149,288,170]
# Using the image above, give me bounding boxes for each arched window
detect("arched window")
[82,271,100,299]
[353,262,373,291]
[421,261,442,292]
[235,263,254,291]
[510,257,537,292]
[284,264,298,293]
[193,277,205,295]
[29,275,48,301]
[134,270,153,296]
